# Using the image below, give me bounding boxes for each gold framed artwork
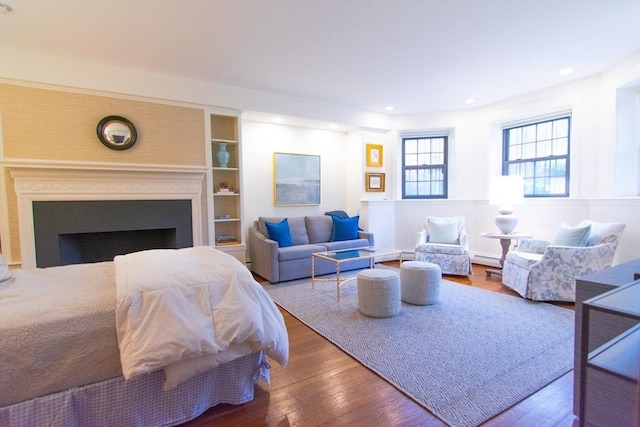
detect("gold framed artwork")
[366,143,383,167]
[365,172,385,192]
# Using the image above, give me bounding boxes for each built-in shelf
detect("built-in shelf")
[208,112,246,263]
[579,278,640,427]
[211,138,238,144]
[588,324,640,381]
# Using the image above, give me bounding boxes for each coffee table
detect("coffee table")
[311,247,402,301]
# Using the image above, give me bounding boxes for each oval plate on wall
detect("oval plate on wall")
[97,115,137,150]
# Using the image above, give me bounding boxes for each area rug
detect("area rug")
[265,271,574,427]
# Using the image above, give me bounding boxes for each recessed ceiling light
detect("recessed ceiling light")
[465,99,475,104]
[559,68,574,75]
[385,106,394,111]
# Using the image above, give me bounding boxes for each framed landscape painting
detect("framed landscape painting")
[273,153,321,206]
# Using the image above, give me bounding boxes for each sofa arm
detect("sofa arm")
[539,244,616,271]
[459,231,469,249]
[358,230,374,246]
[248,225,280,283]
[416,229,427,246]
[516,238,550,254]
[526,244,617,298]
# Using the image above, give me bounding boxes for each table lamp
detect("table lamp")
[489,175,524,234]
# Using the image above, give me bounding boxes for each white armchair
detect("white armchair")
[502,220,626,302]
[414,216,472,276]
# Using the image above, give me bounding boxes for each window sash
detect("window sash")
[402,136,448,199]
[503,116,570,197]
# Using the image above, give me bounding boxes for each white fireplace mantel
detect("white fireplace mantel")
[4,159,207,268]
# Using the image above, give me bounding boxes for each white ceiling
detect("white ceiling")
[1,0,639,116]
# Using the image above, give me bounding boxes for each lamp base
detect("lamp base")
[495,214,518,234]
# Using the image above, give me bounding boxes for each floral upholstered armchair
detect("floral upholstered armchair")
[415,216,472,276]
[501,220,626,302]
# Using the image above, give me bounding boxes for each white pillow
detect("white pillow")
[427,218,460,244]
[578,220,626,247]
[551,223,591,246]
[0,253,10,282]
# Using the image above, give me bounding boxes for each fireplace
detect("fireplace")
[7,162,206,268]
[33,200,193,267]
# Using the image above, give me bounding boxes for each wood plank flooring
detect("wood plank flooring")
[183,263,576,427]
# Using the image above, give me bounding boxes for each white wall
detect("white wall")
[241,120,361,238]
[355,53,640,265]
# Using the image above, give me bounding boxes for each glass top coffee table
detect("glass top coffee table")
[311,247,402,301]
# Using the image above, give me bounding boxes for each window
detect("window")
[503,116,570,197]
[402,135,448,199]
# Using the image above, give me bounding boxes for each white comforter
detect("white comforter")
[114,246,288,389]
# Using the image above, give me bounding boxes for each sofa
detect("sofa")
[249,215,374,283]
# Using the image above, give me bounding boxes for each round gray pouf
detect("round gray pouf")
[357,269,401,318]
[400,261,441,305]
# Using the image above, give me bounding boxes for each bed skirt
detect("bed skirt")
[0,352,270,427]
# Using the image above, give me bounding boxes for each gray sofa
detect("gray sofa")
[249,215,374,283]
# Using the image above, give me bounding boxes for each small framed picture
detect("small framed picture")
[366,172,385,192]
[366,143,383,167]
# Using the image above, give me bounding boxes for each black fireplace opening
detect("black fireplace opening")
[58,228,177,266]
[33,199,193,268]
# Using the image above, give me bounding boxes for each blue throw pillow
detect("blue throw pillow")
[330,215,360,241]
[265,219,294,247]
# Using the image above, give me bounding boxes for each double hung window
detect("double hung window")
[503,116,571,197]
[402,135,448,199]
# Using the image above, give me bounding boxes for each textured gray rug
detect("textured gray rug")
[265,270,574,427]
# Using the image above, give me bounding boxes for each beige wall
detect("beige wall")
[0,83,206,262]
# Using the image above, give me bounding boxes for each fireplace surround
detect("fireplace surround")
[33,199,193,268]
[6,161,207,268]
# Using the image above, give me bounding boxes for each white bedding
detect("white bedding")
[0,262,121,407]
[114,246,289,389]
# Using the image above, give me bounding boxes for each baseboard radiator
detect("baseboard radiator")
[472,254,501,268]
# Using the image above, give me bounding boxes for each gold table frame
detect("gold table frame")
[311,247,402,301]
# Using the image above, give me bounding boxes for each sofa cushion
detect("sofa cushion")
[287,217,310,245]
[330,215,360,241]
[416,243,467,255]
[551,223,591,246]
[322,238,370,251]
[278,244,327,262]
[265,219,294,248]
[258,216,310,245]
[306,216,333,243]
[258,216,284,237]
[505,251,543,269]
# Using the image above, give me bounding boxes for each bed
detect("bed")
[0,246,289,426]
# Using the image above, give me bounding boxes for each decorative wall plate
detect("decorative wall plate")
[97,115,137,150]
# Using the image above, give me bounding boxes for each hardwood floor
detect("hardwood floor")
[183,263,576,427]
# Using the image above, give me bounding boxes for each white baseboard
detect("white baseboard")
[472,254,501,268]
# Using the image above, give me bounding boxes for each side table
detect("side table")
[480,232,532,278]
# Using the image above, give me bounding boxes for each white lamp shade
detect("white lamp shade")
[489,175,524,234]
[489,175,524,207]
